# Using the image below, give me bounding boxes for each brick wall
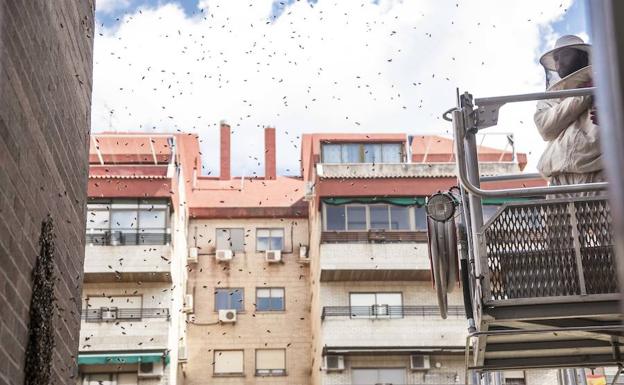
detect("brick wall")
[0,0,94,384]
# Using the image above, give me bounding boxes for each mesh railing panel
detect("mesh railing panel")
[574,200,618,294]
[483,198,615,300]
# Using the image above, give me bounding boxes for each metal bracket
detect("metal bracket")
[476,104,504,130]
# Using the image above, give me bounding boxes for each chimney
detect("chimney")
[264,126,276,180]
[219,120,231,180]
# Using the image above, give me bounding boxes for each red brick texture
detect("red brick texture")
[0,0,94,384]
[219,123,231,180]
[265,127,277,180]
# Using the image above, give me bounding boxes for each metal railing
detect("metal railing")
[85,228,171,246]
[482,196,617,301]
[321,305,465,320]
[321,231,428,244]
[82,307,170,322]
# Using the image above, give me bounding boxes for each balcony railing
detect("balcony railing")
[86,228,171,246]
[321,231,427,244]
[321,305,464,320]
[82,307,170,322]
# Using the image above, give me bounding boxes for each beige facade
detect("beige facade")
[183,218,312,385]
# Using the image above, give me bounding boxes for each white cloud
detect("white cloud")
[92,0,575,177]
[96,0,132,14]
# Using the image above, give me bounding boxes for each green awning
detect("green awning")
[323,197,426,207]
[78,352,169,366]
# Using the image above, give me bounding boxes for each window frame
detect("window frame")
[348,292,404,319]
[214,288,245,312]
[213,349,245,377]
[86,198,170,245]
[322,203,418,232]
[255,287,286,312]
[215,227,246,252]
[255,349,287,377]
[320,142,405,164]
[255,228,285,252]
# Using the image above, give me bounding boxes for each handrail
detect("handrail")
[474,87,595,106]
[321,305,465,320]
[479,172,542,182]
[452,109,608,198]
[82,307,170,322]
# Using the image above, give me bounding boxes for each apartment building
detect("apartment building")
[77,133,195,385]
[301,133,547,385]
[182,124,312,385]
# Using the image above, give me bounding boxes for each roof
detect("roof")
[189,176,307,218]
[89,133,174,164]
[411,135,527,170]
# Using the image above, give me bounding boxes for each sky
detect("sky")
[91,0,590,177]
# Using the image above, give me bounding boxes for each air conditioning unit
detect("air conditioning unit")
[410,355,431,371]
[137,360,164,378]
[187,247,199,264]
[100,307,117,321]
[218,309,237,323]
[216,249,233,262]
[178,345,188,362]
[183,294,194,313]
[299,245,309,263]
[323,355,345,371]
[265,250,282,263]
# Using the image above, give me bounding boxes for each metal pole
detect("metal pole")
[475,87,595,106]
[588,0,624,315]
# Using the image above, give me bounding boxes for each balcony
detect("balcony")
[86,228,171,246]
[320,305,467,352]
[79,308,170,351]
[82,307,170,322]
[83,231,173,282]
[321,305,464,320]
[320,241,430,281]
[317,162,520,179]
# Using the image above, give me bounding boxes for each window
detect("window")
[352,368,406,385]
[350,292,403,318]
[216,228,245,251]
[256,229,284,251]
[215,288,244,311]
[256,288,285,311]
[346,206,367,230]
[415,206,428,231]
[321,142,404,163]
[390,206,411,230]
[255,349,286,376]
[86,199,169,245]
[214,350,244,376]
[323,203,418,231]
[326,204,346,230]
[84,374,114,385]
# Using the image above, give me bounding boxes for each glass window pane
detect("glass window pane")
[269,237,283,251]
[214,350,244,374]
[346,206,366,230]
[342,144,361,163]
[256,229,270,251]
[111,210,136,230]
[415,207,428,231]
[390,206,410,230]
[230,289,244,310]
[350,293,375,318]
[139,209,166,229]
[257,297,272,311]
[364,144,382,163]
[322,144,341,163]
[369,205,389,230]
[230,229,245,251]
[86,209,109,230]
[382,143,402,163]
[215,290,229,310]
[376,293,402,306]
[325,205,345,230]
